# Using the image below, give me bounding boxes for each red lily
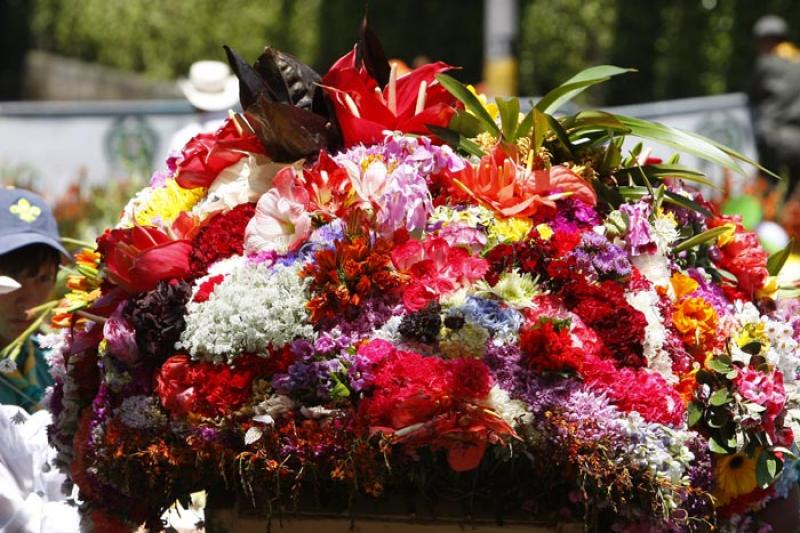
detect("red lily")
[322,49,458,147]
[175,117,265,189]
[96,226,193,293]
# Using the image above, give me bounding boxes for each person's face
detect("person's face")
[0,262,57,344]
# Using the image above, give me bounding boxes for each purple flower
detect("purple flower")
[103,302,139,365]
[570,231,631,280]
[619,201,655,255]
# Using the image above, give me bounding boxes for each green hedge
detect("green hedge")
[28,0,800,104]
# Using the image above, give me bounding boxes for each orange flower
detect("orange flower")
[673,296,718,356]
[671,272,699,299]
[452,147,596,218]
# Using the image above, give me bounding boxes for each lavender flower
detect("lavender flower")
[570,231,632,280]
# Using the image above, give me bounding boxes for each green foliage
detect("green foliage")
[31,0,322,79]
[29,0,800,105]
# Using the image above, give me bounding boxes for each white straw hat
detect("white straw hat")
[178,60,240,111]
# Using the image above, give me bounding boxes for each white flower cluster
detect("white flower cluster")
[115,395,167,429]
[625,289,676,384]
[487,385,533,428]
[615,412,695,489]
[178,259,314,362]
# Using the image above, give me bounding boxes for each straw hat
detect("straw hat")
[178,60,240,111]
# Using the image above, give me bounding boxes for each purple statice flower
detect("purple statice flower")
[273,337,354,403]
[570,231,632,280]
[619,201,656,256]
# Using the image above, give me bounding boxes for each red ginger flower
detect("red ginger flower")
[452,147,597,218]
[96,226,192,293]
[321,49,458,147]
[175,118,265,189]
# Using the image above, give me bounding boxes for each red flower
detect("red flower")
[97,226,192,293]
[189,202,256,277]
[520,319,586,374]
[719,231,769,295]
[193,274,225,303]
[451,147,596,218]
[321,49,458,147]
[391,236,488,311]
[155,354,268,417]
[360,348,513,472]
[175,118,265,189]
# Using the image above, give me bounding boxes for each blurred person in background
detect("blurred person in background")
[0,188,68,412]
[169,60,240,152]
[749,14,800,196]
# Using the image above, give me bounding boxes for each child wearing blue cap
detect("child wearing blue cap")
[0,188,69,412]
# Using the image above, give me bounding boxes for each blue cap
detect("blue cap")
[0,188,69,258]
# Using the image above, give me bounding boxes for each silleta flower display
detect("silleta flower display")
[42,26,800,532]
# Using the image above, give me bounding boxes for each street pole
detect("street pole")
[484,0,518,96]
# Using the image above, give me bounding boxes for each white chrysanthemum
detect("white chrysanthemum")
[178,260,314,362]
[625,289,676,384]
[651,211,680,253]
[762,316,800,383]
[632,252,672,289]
[487,385,533,428]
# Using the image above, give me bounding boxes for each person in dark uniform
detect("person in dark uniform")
[749,15,800,195]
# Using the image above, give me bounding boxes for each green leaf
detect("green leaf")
[448,111,488,138]
[614,114,744,175]
[673,225,731,254]
[563,110,630,137]
[546,114,575,158]
[708,435,730,454]
[532,108,549,151]
[706,358,732,374]
[663,191,713,217]
[615,164,718,189]
[767,238,794,276]
[687,402,703,427]
[704,135,781,180]
[435,73,500,136]
[516,107,535,139]
[709,388,732,406]
[496,97,520,140]
[427,125,486,158]
[756,450,782,488]
[535,65,635,115]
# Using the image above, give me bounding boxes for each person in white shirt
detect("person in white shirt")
[169,60,241,153]
[0,405,80,533]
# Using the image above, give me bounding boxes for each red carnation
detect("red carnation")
[189,202,256,277]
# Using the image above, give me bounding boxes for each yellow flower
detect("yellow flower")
[535,223,554,241]
[713,452,758,506]
[716,223,738,247]
[736,322,769,352]
[756,276,779,299]
[466,85,499,120]
[489,217,534,243]
[671,273,699,299]
[134,179,206,227]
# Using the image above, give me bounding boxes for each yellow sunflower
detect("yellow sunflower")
[713,452,758,506]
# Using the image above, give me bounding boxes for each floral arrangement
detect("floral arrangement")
[40,25,800,532]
